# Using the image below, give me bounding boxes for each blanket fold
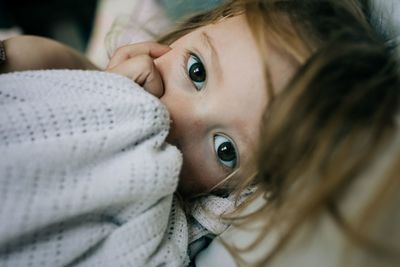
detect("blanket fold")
[0,70,188,267]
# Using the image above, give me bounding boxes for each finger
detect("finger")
[107,42,170,69]
[107,55,152,81]
[107,55,164,97]
[142,64,164,98]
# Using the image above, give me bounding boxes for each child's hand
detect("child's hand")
[106,42,171,98]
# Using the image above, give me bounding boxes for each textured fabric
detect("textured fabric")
[369,0,400,40]
[188,187,256,243]
[369,0,400,58]
[0,70,189,267]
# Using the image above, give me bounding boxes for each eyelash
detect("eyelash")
[213,133,239,171]
[181,50,206,89]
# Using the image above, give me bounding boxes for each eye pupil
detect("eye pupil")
[189,62,206,82]
[217,142,236,161]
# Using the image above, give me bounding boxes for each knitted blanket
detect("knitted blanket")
[0,70,189,267]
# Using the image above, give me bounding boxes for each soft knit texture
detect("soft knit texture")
[0,70,189,267]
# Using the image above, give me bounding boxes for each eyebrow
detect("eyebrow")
[199,31,223,78]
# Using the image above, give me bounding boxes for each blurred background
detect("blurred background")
[0,0,98,51]
[0,0,223,68]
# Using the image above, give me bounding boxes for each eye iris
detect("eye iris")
[217,142,236,162]
[189,62,206,82]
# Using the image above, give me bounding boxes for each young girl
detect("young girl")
[0,9,294,199]
[0,1,297,266]
[2,0,398,266]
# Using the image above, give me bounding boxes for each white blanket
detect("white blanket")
[0,70,189,267]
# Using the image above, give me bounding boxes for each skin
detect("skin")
[154,15,268,197]
[1,15,296,198]
[0,36,98,72]
[108,15,297,198]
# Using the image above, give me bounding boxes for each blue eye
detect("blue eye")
[214,135,238,169]
[186,54,206,90]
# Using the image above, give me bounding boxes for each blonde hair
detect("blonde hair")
[224,0,400,266]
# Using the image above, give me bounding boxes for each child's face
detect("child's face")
[154,15,295,197]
